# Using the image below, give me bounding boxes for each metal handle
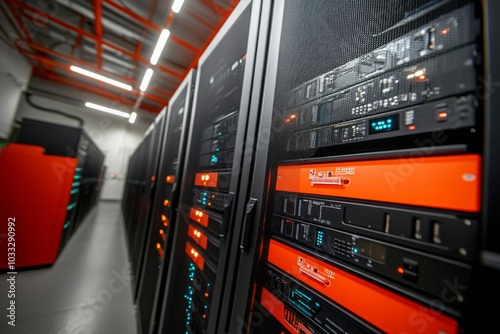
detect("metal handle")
[239,198,258,253]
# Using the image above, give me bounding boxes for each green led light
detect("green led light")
[67,202,77,210]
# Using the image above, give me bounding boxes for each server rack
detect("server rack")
[135,69,196,334]
[227,0,495,333]
[15,118,105,253]
[124,108,167,294]
[157,1,270,333]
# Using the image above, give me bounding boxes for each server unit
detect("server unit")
[226,0,497,333]
[157,1,270,333]
[135,69,196,334]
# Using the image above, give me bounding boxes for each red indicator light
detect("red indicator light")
[408,125,416,131]
[397,267,404,274]
[441,28,449,35]
[289,114,297,119]
[438,112,448,119]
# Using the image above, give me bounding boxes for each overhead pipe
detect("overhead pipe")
[19,48,170,106]
[102,0,199,53]
[48,57,169,104]
[55,0,153,47]
[92,0,103,69]
[9,0,184,78]
[34,69,163,114]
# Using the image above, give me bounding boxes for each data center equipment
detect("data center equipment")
[14,119,105,254]
[0,144,77,270]
[134,69,196,334]
[156,1,271,333]
[123,108,167,295]
[224,0,498,333]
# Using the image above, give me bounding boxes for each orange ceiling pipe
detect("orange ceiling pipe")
[102,0,199,53]
[93,0,103,69]
[24,41,172,98]
[9,0,184,78]
[34,69,162,114]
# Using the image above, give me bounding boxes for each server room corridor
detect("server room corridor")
[0,201,138,334]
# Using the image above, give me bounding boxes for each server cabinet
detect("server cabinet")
[126,108,167,294]
[229,1,492,333]
[157,1,269,333]
[135,70,196,334]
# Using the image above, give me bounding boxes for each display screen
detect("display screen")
[355,239,387,263]
[368,114,399,134]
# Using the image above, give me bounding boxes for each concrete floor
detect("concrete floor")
[0,201,138,334]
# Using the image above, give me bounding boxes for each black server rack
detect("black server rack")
[16,118,105,252]
[135,69,196,334]
[126,108,167,294]
[227,0,496,333]
[157,1,270,333]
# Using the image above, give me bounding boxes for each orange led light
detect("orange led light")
[441,28,449,35]
[397,267,404,274]
[204,292,209,298]
[163,222,168,227]
[159,229,164,235]
[289,114,297,119]
[438,112,448,119]
[409,125,416,131]
[284,118,290,123]
[156,242,161,249]
[163,199,170,207]
[161,214,167,221]
[418,75,426,81]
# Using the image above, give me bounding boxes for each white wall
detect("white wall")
[15,77,158,200]
[0,39,32,139]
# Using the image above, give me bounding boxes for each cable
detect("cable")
[24,92,85,127]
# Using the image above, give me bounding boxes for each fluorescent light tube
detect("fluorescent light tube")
[70,66,132,91]
[85,102,130,118]
[129,112,137,124]
[140,68,154,92]
[172,0,185,13]
[150,29,170,65]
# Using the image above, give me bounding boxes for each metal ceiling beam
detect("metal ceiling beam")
[93,0,103,69]
[103,0,199,53]
[22,40,172,98]
[23,53,169,105]
[9,0,184,79]
[33,69,162,114]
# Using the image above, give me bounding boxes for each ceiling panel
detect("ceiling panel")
[0,0,239,116]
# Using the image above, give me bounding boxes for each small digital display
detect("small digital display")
[355,239,386,263]
[368,114,399,134]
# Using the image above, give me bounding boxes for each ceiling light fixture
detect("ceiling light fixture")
[85,102,131,118]
[172,0,185,13]
[140,68,154,92]
[129,112,137,124]
[70,66,133,91]
[150,29,170,65]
